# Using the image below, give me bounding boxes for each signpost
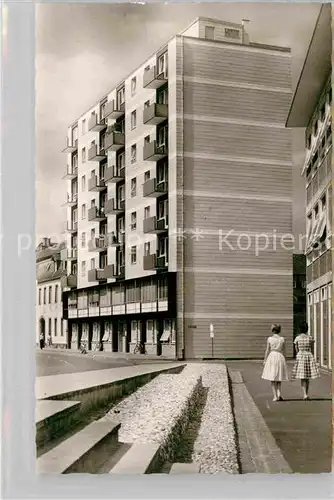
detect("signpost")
[210,323,214,359]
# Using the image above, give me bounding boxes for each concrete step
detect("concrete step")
[36,400,81,448]
[170,462,200,474]
[37,418,120,474]
[109,442,160,474]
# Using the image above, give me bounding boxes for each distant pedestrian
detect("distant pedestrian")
[291,322,320,400]
[262,324,288,402]
[39,332,45,350]
[47,334,52,347]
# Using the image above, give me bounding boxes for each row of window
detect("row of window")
[68,277,169,307]
[38,284,60,306]
[41,317,64,338]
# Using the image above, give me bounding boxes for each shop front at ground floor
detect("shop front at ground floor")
[307,280,332,370]
[67,315,176,358]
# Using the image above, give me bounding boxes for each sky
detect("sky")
[36,2,321,244]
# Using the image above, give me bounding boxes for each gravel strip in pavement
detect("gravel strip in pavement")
[192,364,239,474]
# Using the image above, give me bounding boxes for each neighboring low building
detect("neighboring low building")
[36,238,67,347]
[293,254,307,353]
[286,3,332,370]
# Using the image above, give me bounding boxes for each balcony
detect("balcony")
[63,165,78,180]
[105,164,125,183]
[105,130,125,152]
[143,103,168,125]
[105,198,125,215]
[143,66,168,89]
[143,216,168,234]
[88,206,107,222]
[88,174,106,192]
[108,231,125,247]
[143,140,168,161]
[64,193,78,206]
[104,264,125,280]
[61,248,78,261]
[143,177,168,198]
[88,113,107,132]
[61,274,77,289]
[64,221,78,233]
[88,268,106,282]
[88,144,107,162]
[62,137,78,153]
[102,99,125,120]
[88,237,108,252]
[143,253,168,271]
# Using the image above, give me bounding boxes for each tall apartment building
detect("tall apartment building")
[62,17,293,359]
[286,4,332,370]
[36,238,67,347]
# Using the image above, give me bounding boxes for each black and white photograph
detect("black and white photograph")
[35,2,332,476]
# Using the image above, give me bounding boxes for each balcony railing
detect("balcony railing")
[143,177,168,197]
[105,198,125,215]
[62,137,78,153]
[143,103,168,125]
[143,253,168,271]
[143,216,168,234]
[104,263,125,279]
[105,164,125,183]
[88,144,107,161]
[63,164,78,180]
[88,206,107,222]
[108,231,125,247]
[102,99,125,120]
[88,174,106,192]
[61,274,77,289]
[64,221,78,233]
[64,193,78,206]
[143,140,168,161]
[88,113,107,132]
[105,130,125,152]
[143,66,168,89]
[88,237,108,252]
[88,268,106,282]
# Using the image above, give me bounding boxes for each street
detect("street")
[36,349,143,377]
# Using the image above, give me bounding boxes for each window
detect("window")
[157,52,167,77]
[91,228,96,240]
[144,100,150,108]
[144,242,151,256]
[131,178,137,197]
[91,199,96,208]
[100,253,107,269]
[157,86,168,105]
[49,286,52,304]
[90,258,95,270]
[142,280,156,303]
[144,170,150,182]
[38,288,41,305]
[43,288,46,304]
[157,126,167,147]
[82,119,86,135]
[158,237,168,257]
[131,212,137,230]
[146,320,156,344]
[81,261,86,277]
[205,26,215,39]
[126,283,140,303]
[144,135,150,144]
[61,321,64,337]
[81,204,86,219]
[73,208,78,223]
[144,206,150,219]
[131,77,137,95]
[224,27,239,39]
[54,319,57,337]
[131,144,137,164]
[82,148,86,163]
[72,154,78,169]
[131,246,137,264]
[118,184,125,203]
[158,277,168,300]
[158,199,168,221]
[118,151,125,169]
[81,232,86,248]
[55,285,59,303]
[131,110,137,130]
[117,87,125,108]
[49,318,52,337]
[81,175,86,191]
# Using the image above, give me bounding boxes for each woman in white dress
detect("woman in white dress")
[262,324,289,401]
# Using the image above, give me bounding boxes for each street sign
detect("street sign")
[210,323,214,338]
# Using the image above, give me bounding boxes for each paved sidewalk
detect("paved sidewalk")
[36,362,185,400]
[36,346,174,361]
[226,361,331,473]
